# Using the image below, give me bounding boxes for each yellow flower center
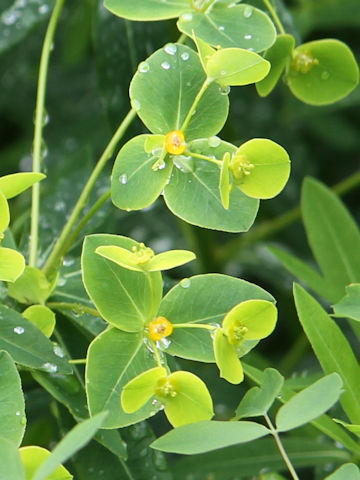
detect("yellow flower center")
[230,153,254,181]
[227,322,248,346]
[148,316,174,341]
[165,130,186,155]
[155,377,178,398]
[292,50,319,74]
[131,243,154,264]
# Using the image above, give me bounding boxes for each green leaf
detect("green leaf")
[178,4,276,52]
[0,304,72,374]
[20,446,72,480]
[160,371,214,427]
[325,463,360,480]
[0,436,25,480]
[232,138,290,199]
[276,373,343,432]
[104,0,189,21]
[82,235,162,332]
[333,284,360,321]
[235,368,284,419]
[286,39,359,105]
[333,419,360,439]
[256,34,295,97]
[147,250,196,271]
[164,139,259,232]
[86,328,161,428]
[95,244,151,273]
[213,328,243,384]
[193,35,216,72]
[8,266,53,304]
[0,190,9,233]
[129,44,229,140]
[151,420,269,454]
[219,151,231,209]
[206,48,270,87]
[32,412,107,480]
[0,172,45,199]
[121,366,167,413]
[0,247,25,283]
[111,135,172,211]
[302,177,360,302]
[22,305,56,338]
[293,284,360,424]
[159,274,274,362]
[0,350,26,446]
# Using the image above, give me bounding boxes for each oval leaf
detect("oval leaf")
[325,463,360,480]
[8,266,52,304]
[213,328,243,384]
[0,172,45,199]
[147,250,196,271]
[0,247,25,283]
[20,446,72,480]
[104,0,189,21]
[22,305,56,338]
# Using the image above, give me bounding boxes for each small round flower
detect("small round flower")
[165,130,186,155]
[148,316,174,341]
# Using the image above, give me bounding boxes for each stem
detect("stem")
[172,323,216,330]
[29,0,66,267]
[186,150,222,166]
[148,338,165,368]
[181,78,212,132]
[42,108,137,278]
[177,33,188,45]
[262,0,286,34]
[47,302,101,318]
[68,359,87,365]
[264,413,300,480]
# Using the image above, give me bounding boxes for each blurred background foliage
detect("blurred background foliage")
[1,0,359,478]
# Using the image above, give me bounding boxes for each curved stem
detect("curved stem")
[47,301,101,317]
[181,78,212,132]
[186,150,222,166]
[42,108,137,278]
[264,413,300,480]
[262,0,286,34]
[29,0,66,267]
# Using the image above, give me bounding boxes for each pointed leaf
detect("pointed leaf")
[147,250,196,271]
[82,235,162,332]
[325,463,360,480]
[213,328,243,384]
[22,305,56,338]
[151,420,270,454]
[0,172,45,199]
[130,44,229,140]
[178,3,276,52]
[20,447,72,480]
[276,373,343,432]
[0,247,25,283]
[333,284,360,321]
[104,0,189,21]
[294,284,360,424]
[0,190,9,233]
[0,436,25,479]
[121,367,166,413]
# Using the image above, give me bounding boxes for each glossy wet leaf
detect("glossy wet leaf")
[0,436,25,480]
[223,299,277,339]
[0,172,45,199]
[22,305,56,338]
[294,284,360,424]
[164,139,259,232]
[286,39,359,105]
[256,34,295,97]
[8,266,53,304]
[158,274,274,361]
[0,247,25,283]
[325,463,360,480]
[104,0,189,21]
[276,373,343,432]
[160,371,214,427]
[206,48,270,86]
[111,135,172,211]
[213,328,243,384]
[20,446,72,480]
[333,284,360,321]
[219,152,231,209]
[121,366,166,413]
[178,4,276,52]
[82,235,162,332]
[0,190,9,233]
[233,139,290,199]
[129,44,229,140]
[86,328,162,428]
[235,368,284,419]
[151,420,269,454]
[32,412,107,480]
[0,304,72,374]
[0,351,26,446]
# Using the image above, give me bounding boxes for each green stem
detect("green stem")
[172,323,216,330]
[181,78,212,132]
[148,338,165,369]
[68,358,87,365]
[42,108,137,278]
[47,302,101,318]
[186,150,222,166]
[29,0,66,267]
[264,413,300,480]
[177,32,188,45]
[262,0,286,34]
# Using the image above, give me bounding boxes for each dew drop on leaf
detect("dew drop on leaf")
[181,52,190,61]
[208,136,221,148]
[161,61,171,70]
[14,326,25,335]
[138,61,150,73]
[218,25,225,31]
[53,344,65,358]
[181,13,193,21]
[42,362,58,373]
[164,43,177,55]
[243,5,253,18]
[180,278,191,288]
[119,173,128,185]
[15,411,21,416]
[244,34,252,40]
[219,85,231,95]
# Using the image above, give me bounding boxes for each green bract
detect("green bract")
[0,247,25,283]
[20,446,72,480]
[0,172,45,199]
[22,305,56,338]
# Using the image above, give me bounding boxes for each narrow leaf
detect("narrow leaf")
[20,446,72,480]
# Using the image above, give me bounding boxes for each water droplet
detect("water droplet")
[247,47,255,52]
[208,136,221,148]
[156,337,172,350]
[244,34,252,40]
[161,61,171,70]
[119,173,128,184]
[158,160,166,170]
[164,43,177,55]
[131,99,141,111]
[138,61,150,73]
[2,10,20,26]
[181,52,190,61]
[243,5,253,18]
[54,200,66,212]
[42,362,58,373]
[335,441,344,449]
[181,13,193,21]
[219,85,231,95]
[63,256,74,267]
[15,411,21,416]
[180,278,191,288]
[38,4,49,14]
[57,276,66,287]
[218,25,225,31]
[14,326,24,335]
[53,345,65,358]
[321,70,330,80]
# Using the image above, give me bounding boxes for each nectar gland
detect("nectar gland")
[148,316,174,341]
[165,130,186,155]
